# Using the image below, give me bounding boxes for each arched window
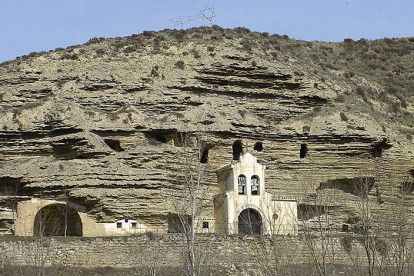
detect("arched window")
[238,174,247,195]
[34,204,82,237]
[251,175,260,195]
[232,140,243,161]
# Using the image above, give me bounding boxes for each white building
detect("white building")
[214,152,298,235]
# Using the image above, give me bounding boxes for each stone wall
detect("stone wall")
[0,234,367,270]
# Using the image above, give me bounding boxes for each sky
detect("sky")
[0,0,413,63]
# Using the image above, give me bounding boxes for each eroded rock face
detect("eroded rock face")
[0,29,413,235]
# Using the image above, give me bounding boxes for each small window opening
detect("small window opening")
[342,224,349,232]
[238,174,247,195]
[124,219,129,223]
[300,144,308,158]
[104,139,124,152]
[202,221,209,229]
[131,222,137,229]
[200,148,209,163]
[254,142,263,152]
[303,125,311,134]
[116,222,122,229]
[233,140,243,160]
[251,175,260,195]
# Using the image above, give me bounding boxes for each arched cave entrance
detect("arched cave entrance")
[238,208,262,236]
[33,204,83,237]
[232,140,243,161]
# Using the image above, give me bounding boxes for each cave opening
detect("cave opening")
[300,144,308,158]
[34,204,82,237]
[254,142,263,152]
[155,135,167,143]
[372,147,383,157]
[145,131,173,145]
[371,138,392,158]
[233,140,243,161]
[0,177,24,196]
[200,148,209,164]
[104,139,124,152]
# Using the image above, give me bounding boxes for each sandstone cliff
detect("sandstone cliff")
[0,27,413,235]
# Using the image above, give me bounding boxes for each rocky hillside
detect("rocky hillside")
[0,26,413,234]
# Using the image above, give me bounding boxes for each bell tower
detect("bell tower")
[214,152,298,236]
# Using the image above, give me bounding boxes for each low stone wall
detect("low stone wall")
[0,234,365,269]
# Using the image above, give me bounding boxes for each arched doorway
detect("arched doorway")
[238,208,262,236]
[34,204,82,236]
[232,140,243,161]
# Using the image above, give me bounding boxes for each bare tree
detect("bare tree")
[298,176,342,276]
[241,198,298,276]
[353,176,382,276]
[129,234,165,276]
[387,180,414,276]
[169,130,213,276]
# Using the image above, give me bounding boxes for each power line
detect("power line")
[170,5,216,29]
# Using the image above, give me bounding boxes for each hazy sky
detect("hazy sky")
[0,0,413,62]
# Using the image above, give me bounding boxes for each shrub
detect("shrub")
[142,30,154,37]
[356,86,365,96]
[150,67,159,77]
[234,27,251,34]
[241,38,253,52]
[340,112,349,122]
[191,48,201,59]
[123,46,136,53]
[334,94,346,103]
[175,60,185,70]
[60,53,79,60]
[313,106,322,113]
[340,235,353,253]
[207,46,215,52]
[87,37,105,45]
[95,48,105,56]
[56,80,67,89]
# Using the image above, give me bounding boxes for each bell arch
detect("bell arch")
[33,204,83,236]
[237,208,262,236]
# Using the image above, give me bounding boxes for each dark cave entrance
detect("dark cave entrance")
[254,142,263,152]
[233,140,243,161]
[200,148,209,164]
[300,144,308,158]
[33,204,83,237]
[104,139,124,152]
